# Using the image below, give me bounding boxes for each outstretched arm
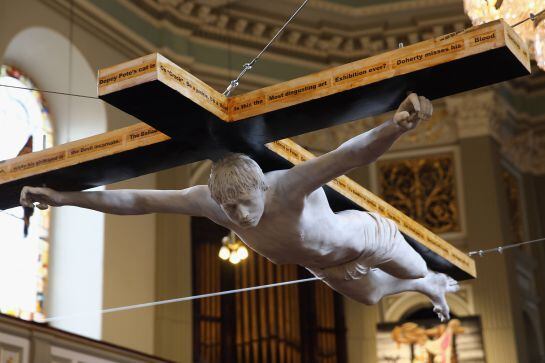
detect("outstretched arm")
[20,185,217,217]
[280,94,433,197]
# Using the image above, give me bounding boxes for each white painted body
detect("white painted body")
[21,94,458,320]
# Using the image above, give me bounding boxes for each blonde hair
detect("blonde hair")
[208,153,268,203]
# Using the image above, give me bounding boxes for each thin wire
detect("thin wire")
[223,0,310,96]
[512,8,545,28]
[0,210,23,221]
[0,84,99,100]
[469,237,545,257]
[41,234,545,322]
[44,277,320,322]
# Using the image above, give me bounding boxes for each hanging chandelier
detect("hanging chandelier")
[463,0,545,70]
[218,231,249,264]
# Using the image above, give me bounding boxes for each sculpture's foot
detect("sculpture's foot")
[420,272,459,322]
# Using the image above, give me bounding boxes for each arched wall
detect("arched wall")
[0,0,137,131]
[2,26,107,340]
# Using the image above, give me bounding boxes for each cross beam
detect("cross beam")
[98,19,529,156]
[0,20,529,280]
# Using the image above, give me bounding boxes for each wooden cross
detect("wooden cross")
[0,20,531,280]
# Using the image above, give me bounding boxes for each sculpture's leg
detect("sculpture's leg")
[360,212,428,279]
[319,269,459,321]
[376,233,428,280]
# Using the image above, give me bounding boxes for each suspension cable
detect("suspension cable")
[43,277,320,323]
[0,84,99,100]
[468,237,545,257]
[222,0,309,96]
[511,9,545,28]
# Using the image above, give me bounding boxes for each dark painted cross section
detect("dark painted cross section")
[100,47,529,162]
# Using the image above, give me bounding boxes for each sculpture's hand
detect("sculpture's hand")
[393,93,433,130]
[20,186,63,210]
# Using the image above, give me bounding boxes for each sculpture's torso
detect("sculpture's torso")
[209,170,370,268]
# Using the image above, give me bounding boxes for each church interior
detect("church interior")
[0,0,545,362]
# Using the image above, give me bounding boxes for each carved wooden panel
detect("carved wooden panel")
[377,153,460,234]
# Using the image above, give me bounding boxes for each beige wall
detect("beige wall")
[345,299,379,363]
[154,166,194,362]
[459,137,520,363]
[102,174,157,354]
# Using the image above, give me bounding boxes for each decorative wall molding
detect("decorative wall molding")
[446,91,495,139]
[443,87,545,175]
[0,331,29,363]
[370,145,468,243]
[492,91,545,175]
[492,126,545,175]
[0,314,170,362]
[308,0,462,16]
[136,0,470,63]
[293,105,459,154]
[51,346,117,363]
[377,153,461,235]
[46,0,470,71]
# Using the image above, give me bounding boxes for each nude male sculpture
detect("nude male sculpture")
[20,93,458,321]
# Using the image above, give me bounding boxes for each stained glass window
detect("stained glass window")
[0,65,52,322]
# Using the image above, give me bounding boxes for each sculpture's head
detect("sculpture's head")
[209,153,268,228]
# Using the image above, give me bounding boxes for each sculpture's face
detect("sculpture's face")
[220,188,266,229]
